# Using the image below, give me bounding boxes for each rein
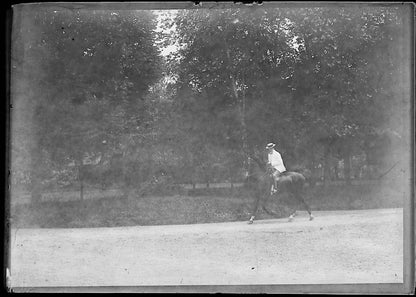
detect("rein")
[246,171,271,179]
[243,151,274,181]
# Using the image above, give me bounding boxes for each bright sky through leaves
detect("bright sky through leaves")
[154,9,179,56]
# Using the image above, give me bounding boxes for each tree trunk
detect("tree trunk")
[224,40,249,178]
[343,150,351,185]
[241,82,249,176]
[333,162,339,180]
[309,157,317,187]
[323,146,331,187]
[78,165,84,201]
[120,156,131,202]
[80,177,84,201]
[76,158,85,202]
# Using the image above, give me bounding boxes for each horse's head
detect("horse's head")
[247,155,272,177]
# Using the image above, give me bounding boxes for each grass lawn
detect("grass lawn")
[10,182,404,229]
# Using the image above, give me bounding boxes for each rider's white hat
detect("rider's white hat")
[266,143,275,149]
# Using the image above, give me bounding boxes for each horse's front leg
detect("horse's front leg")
[248,191,262,224]
[261,190,279,217]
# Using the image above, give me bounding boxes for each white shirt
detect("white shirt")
[268,149,286,172]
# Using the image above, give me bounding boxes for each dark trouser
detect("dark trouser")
[272,169,282,190]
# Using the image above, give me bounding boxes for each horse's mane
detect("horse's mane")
[248,154,267,172]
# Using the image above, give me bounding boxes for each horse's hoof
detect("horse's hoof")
[309,215,314,221]
[248,220,254,224]
[288,216,294,222]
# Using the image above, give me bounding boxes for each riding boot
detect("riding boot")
[272,180,278,194]
[275,176,280,191]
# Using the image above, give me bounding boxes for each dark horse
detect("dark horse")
[245,155,314,224]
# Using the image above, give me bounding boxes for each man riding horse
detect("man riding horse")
[247,142,314,223]
[266,142,286,194]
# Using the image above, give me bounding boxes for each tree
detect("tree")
[159,5,409,186]
[11,7,162,202]
[161,7,297,179]
[283,6,408,183]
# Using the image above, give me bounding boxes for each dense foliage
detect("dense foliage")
[11,8,162,201]
[160,6,410,186]
[10,4,412,203]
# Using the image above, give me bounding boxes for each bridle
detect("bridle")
[246,159,274,180]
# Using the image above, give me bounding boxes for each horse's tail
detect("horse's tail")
[294,172,306,189]
[302,169,314,187]
[284,170,307,192]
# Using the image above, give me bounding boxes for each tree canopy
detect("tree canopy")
[158,6,410,183]
[10,4,412,201]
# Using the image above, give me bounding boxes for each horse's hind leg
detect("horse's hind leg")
[262,204,279,217]
[294,190,314,221]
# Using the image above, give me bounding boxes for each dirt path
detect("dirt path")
[9,208,403,288]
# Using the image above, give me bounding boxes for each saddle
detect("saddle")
[268,167,289,176]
